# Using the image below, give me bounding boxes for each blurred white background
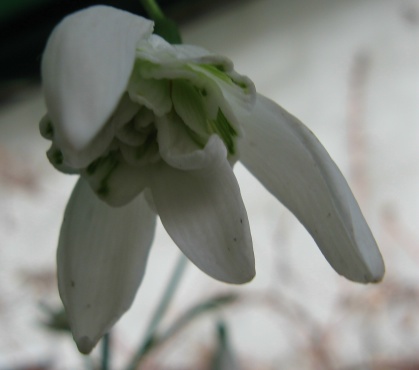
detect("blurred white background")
[1,0,418,369]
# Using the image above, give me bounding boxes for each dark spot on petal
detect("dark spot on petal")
[233,237,237,242]
[71,280,75,288]
[45,122,54,139]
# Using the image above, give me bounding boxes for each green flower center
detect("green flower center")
[43,57,253,205]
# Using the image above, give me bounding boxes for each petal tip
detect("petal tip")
[76,335,96,355]
[366,262,385,284]
[227,261,256,285]
[242,268,256,284]
[345,256,385,284]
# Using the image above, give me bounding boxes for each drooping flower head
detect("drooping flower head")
[40,5,384,354]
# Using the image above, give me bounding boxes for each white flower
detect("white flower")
[40,5,384,354]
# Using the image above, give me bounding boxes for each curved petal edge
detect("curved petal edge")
[57,179,156,353]
[42,6,154,167]
[150,160,255,284]
[238,94,384,283]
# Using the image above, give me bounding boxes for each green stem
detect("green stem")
[101,333,111,370]
[139,0,182,44]
[125,253,188,370]
[139,0,164,20]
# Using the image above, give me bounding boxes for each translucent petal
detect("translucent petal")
[157,113,226,171]
[82,153,150,207]
[136,34,255,127]
[238,95,384,283]
[41,6,153,167]
[150,160,254,284]
[57,178,156,353]
[171,79,210,139]
[128,72,171,117]
[189,63,256,126]
[137,34,228,67]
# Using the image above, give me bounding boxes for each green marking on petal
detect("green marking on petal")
[195,64,252,94]
[84,152,119,199]
[39,115,54,140]
[200,65,232,84]
[86,160,99,175]
[135,129,158,159]
[171,79,209,140]
[200,88,208,97]
[48,147,63,165]
[232,79,250,92]
[209,109,237,155]
[183,124,206,149]
[45,143,80,175]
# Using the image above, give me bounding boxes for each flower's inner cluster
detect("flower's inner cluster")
[41,51,254,207]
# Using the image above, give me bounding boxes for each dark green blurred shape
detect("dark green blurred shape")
[0,0,51,21]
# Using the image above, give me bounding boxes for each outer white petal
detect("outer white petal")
[42,6,153,167]
[238,95,384,283]
[57,178,156,354]
[128,73,172,117]
[150,160,254,284]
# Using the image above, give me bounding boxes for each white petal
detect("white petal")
[136,34,255,124]
[42,6,153,167]
[82,155,150,207]
[171,79,210,139]
[137,34,227,67]
[238,95,384,283]
[150,160,254,284]
[57,178,156,353]
[189,64,255,128]
[158,112,226,170]
[128,73,171,117]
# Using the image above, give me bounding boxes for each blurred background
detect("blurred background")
[1,0,419,369]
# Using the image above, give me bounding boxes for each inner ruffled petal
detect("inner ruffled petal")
[128,71,172,117]
[82,151,149,207]
[157,113,227,171]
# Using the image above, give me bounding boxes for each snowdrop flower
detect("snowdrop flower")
[40,5,384,354]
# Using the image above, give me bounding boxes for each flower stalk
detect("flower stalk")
[101,333,111,370]
[140,0,164,20]
[140,0,182,44]
[125,253,188,370]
